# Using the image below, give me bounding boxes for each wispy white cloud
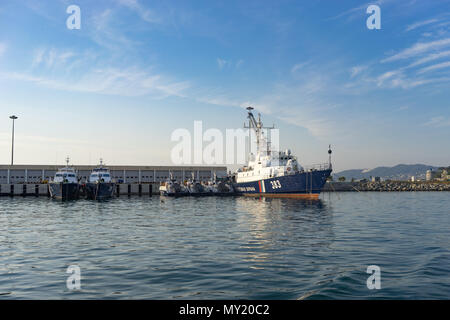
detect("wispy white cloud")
[376,70,402,86]
[217,58,229,70]
[382,38,450,63]
[350,65,368,78]
[236,59,244,68]
[406,50,450,68]
[417,61,450,74]
[424,116,450,127]
[196,94,241,109]
[116,0,160,23]
[291,62,309,74]
[406,18,440,32]
[217,58,243,70]
[89,8,142,51]
[1,67,190,98]
[374,72,450,89]
[32,48,76,68]
[196,74,339,139]
[327,0,392,21]
[351,35,450,90]
[32,48,45,66]
[351,57,450,89]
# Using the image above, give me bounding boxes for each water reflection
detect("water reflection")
[232,196,335,275]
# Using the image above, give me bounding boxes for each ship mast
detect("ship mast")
[328,145,332,170]
[244,107,274,156]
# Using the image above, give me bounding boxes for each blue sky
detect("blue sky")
[0,0,449,172]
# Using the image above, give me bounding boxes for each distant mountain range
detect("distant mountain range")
[333,164,441,181]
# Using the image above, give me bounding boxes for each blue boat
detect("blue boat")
[232,107,332,199]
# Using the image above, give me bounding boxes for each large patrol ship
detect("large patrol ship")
[232,107,332,199]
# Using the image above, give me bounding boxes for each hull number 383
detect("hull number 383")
[270,180,282,189]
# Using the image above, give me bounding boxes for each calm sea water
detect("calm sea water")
[0,192,449,299]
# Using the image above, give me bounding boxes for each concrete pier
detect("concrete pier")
[0,164,227,198]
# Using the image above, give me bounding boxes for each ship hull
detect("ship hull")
[233,169,332,199]
[160,190,190,197]
[85,182,115,200]
[49,182,80,201]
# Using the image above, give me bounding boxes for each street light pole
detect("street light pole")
[10,115,18,166]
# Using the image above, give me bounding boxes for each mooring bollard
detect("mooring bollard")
[128,184,131,196]
[35,184,39,196]
[116,184,120,197]
[139,184,142,196]
[10,184,14,196]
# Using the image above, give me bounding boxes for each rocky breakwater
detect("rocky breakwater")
[358,181,450,192]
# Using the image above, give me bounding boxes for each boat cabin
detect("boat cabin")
[53,168,78,183]
[89,168,112,183]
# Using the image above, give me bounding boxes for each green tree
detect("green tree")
[338,176,346,182]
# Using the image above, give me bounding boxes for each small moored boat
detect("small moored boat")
[48,157,80,201]
[85,159,115,200]
[186,173,208,196]
[160,173,189,196]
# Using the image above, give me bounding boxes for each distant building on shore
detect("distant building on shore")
[371,176,381,182]
[426,168,450,182]
[441,169,450,181]
[426,169,438,181]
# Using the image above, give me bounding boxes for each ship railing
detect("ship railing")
[302,163,332,172]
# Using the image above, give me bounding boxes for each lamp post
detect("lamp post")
[10,115,18,166]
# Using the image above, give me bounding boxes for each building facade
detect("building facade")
[0,165,228,184]
[441,169,450,181]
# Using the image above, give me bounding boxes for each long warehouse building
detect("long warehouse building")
[0,165,228,184]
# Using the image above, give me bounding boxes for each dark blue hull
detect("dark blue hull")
[233,169,332,199]
[49,183,80,200]
[85,182,115,200]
